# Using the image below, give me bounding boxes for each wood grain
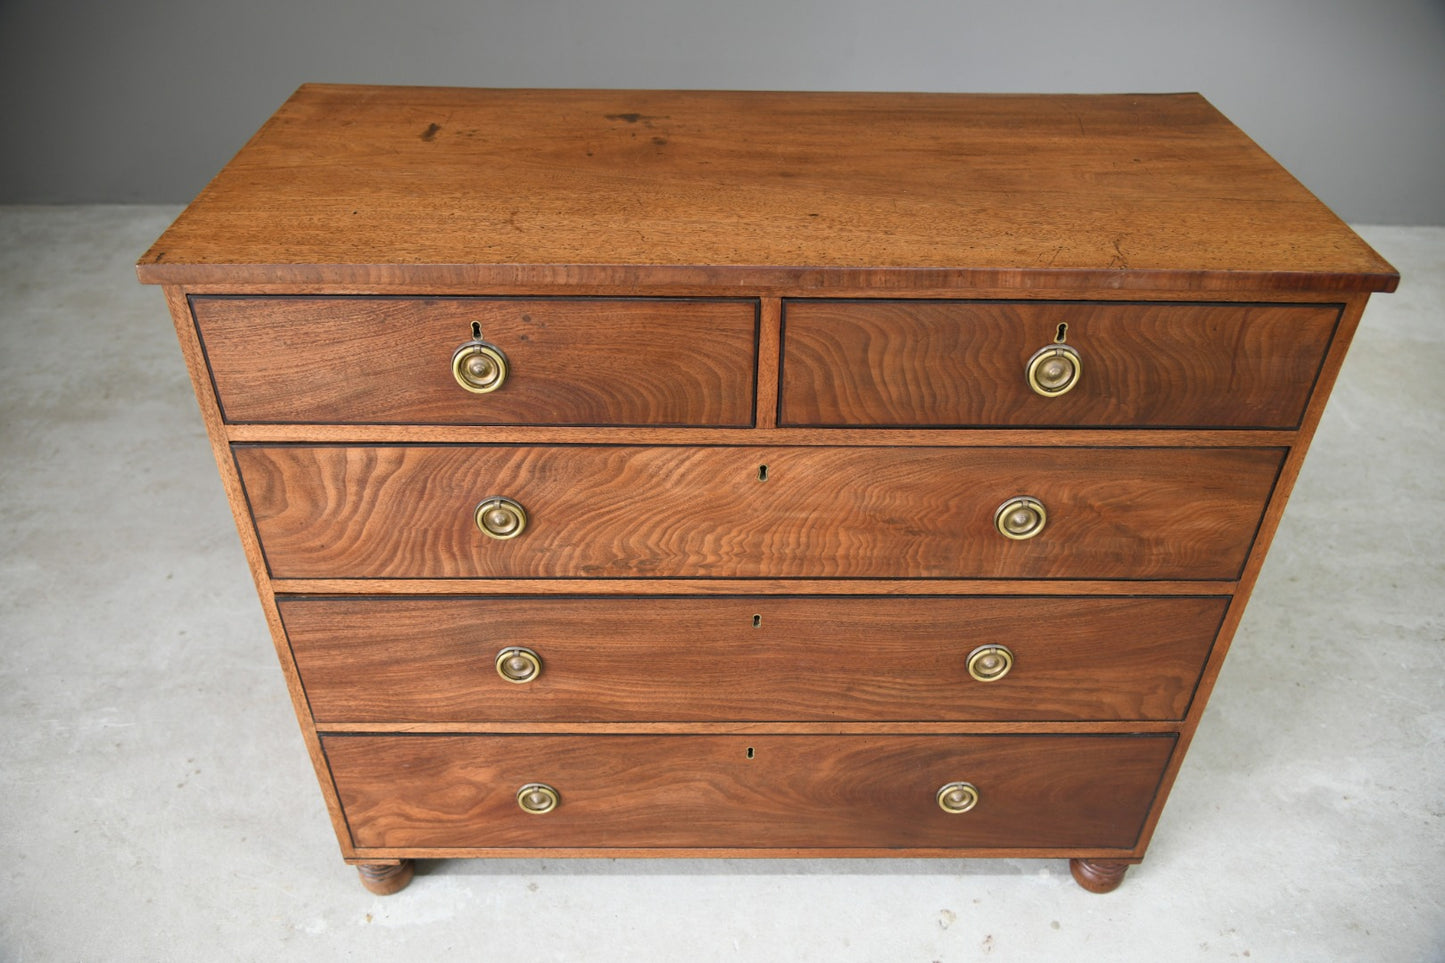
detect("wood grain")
[235,444,1283,580]
[323,733,1175,850]
[780,300,1338,428]
[192,296,756,426]
[136,87,1397,293]
[281,595,1226,724]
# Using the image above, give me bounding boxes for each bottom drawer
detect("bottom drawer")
[325,734,1174,852]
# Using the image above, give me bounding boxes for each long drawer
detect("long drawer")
[324,733,1175,851]
[780,300,1339,428]
[192,296,759,426]
[282,595,1227,723]
[237,445,1283,580]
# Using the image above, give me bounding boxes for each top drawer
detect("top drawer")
[779,300,1339,429]
[191,296,758,426]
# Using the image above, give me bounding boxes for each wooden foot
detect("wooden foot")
[356,859,414,895]
[1069,858,1130,893]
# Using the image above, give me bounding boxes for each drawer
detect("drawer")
[191,296,758,426]
[237,445,1282,580]
[324,733,1175,851]
[779,300,1339,428]
[283,596,1227,724]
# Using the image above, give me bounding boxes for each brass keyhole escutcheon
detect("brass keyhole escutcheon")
[452,337,510,393]
[1026,342,1082,397]
[475,496,528,539]
[495,647,542,684]
[516,783,559,814]
[995,496,1047,540]
[936,781,980,814]
[966,644,1014,682]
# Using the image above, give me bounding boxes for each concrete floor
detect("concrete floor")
[0,207,1440,961]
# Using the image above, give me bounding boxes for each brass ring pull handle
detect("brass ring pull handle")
[475,497,528,540]
[967,644,1014,682]
[495,647,542,684]
[936,781,980,814]
[452,338,510,393]
[1026,343,1082,397]
[995,496,1047,540]
[517,783,559,814]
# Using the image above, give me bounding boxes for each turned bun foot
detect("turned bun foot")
[1069,858,1130,893]
[356,859,415,895]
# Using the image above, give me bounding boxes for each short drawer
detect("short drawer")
[283,595,1227,724]
[324,733,1175,851]
[779,300,1339,428]
[191,296,758,426]
[237,445,1282,580]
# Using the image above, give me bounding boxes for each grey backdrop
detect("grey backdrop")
[2,0,1442,223]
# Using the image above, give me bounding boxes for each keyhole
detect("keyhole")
[752,614,762,628]
[757,465,769,482]
[471,321,482,340]
[1055,322,1068,343]
[746,747,755,759]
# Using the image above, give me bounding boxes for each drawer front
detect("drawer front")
[325,734,1175,850]
[284,596,1226,724]
[238,445,1282,580]
[780,300,1339,428]
[191,296,758,426]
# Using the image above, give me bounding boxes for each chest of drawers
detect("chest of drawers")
[138,86,1396,894]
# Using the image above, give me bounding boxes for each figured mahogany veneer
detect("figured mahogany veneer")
[237,444,1282,580]
[281,596,1227,724]
[193,296,759,427]
[139,86,1396,895]
[780,300,1340,429]
[324,734,1176,851]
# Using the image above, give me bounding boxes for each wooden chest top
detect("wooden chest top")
[136,86,1396,293]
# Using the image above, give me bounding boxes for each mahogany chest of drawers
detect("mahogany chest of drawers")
[138,85,1396,894]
